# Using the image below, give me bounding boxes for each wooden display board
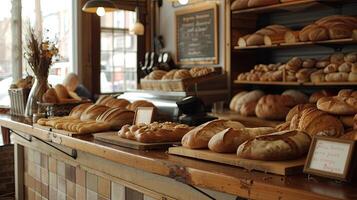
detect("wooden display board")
[94,132,181,150]
[168,146,305,175]
[175,2,218,65]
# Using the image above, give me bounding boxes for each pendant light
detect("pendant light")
[82,0,117,16]
[129,1,145,35]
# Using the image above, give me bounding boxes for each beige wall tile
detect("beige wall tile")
[41,183,49,199]
[87,189,98,200]
[65,164,76,183]
[41,153,48,169]
[34,150,41,165]
[86,172,98,192]
[57,191,66,200]
[41,168,49,185]
[35,192,42,200]
[66,180,76,198]
[97,176,110,198]
[111,182,125,200]
[50,172,57,188]
[35,179,41,193]
[27,148,34,162]
[49,157,57,173]
[98,194,109,200]
[57,161,66,178]
[49,186,57,200]
[28,188,36,200]
[57,176,66,193]
[76,185,86,200]
[76,167,86,187]
[35,164,41,181]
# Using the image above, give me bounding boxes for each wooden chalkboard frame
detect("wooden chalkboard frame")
[175,2,218,65]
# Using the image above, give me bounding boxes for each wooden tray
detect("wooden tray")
[94,132,181,150]
[33,124,91,137]
[168,147,305,175]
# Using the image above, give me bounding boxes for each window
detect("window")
[100,10,138,93]
[22,0,73,85]
[0,1,12,105]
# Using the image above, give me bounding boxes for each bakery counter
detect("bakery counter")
[1,115,357,200]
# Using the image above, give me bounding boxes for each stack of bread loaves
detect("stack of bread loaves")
[118,122,193,143]
[144,67,215,81]
[230,89,308,120]
[237,25,290,47]
[237,52,357,83]
[37,97,156,134]
[181,119,312,161]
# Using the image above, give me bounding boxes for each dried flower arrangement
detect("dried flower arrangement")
[24,26,59,80]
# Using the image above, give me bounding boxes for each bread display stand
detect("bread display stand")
[168,146,305,175]
[210,111,282,127]
[140,73,227,92]
[94,132,180,150]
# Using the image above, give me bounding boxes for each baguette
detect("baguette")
[237,130,311,161]
[208,127,276,153]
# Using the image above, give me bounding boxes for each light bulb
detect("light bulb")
[96,7,106,17]
[178,0,189,5]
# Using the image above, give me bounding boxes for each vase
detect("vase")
[24,77,49,117]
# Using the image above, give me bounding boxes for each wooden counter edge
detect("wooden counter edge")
[0,118,344,200]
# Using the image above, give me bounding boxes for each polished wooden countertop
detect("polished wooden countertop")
[1,115,356,200]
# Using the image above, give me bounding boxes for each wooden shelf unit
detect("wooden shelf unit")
[231,0,340,15]
[234,80,357,86]
[233,38,357,51]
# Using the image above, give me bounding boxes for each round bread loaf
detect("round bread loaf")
[232,90,264,114]
[323,63,338,73]
[240,101,258,116]
[330,53,345,65]
[285,104,315,122]
[54,84,69,99]
[255,95,296,120]
[302,58,317,68]
[285,57,302,72]
[317,96,357,115]
[325,72,349,82]
[344,52,357,63]
[310,70,325,83]
[349,72,357,82]
[315,60,330,68]
[282,90,308,104]
[292,107,344,137]
[161,70,177,80]
[231,0,249,10]
[296,68,316,82]
[148,70,167,80]
[339,62,352,72]
[309,90,334,103]
[340,115,354,128]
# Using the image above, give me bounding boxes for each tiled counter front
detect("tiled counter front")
[23,147,151,200]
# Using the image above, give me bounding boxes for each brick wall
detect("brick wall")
[0,144,14,198]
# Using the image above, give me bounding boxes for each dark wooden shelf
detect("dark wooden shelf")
[231,0,340,15]
[234,80,357,86]
[233,38,357,51]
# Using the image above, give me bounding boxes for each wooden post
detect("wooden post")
[14,143,24,200]
[1,126,11,145]
[11,0,22,82]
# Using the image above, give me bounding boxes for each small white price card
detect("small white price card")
[134,107,155,125]
[304,136,356,181]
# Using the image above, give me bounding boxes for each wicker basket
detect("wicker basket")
[38,100,91,117]
[8,88,30,116]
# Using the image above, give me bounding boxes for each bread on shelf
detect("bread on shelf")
[237,130,311,161]
[255,95,297,120]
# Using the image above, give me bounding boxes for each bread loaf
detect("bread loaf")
[323,64,338,73]
[310,70,325,83]
[344,52,357,63]
[286,104,315,122]
[231,0,249,10]
[96,95,114,105]
[275,121,291,131]
[284,31,300,44]
[282,90,308,104]
[315,60,330,68]
[290,107,344,137]
[354,114,357,130]
[247,0,279,8]
[96,108,134,130]
[162,70,178,80]
[325,72,349,82]
[237,130,311,161]
[340,115,354,128]
[69,103,93,119]
[296,68,316,82]
[330,53,345,65]
[302,58,317,68]
[105,98,130,108]
[255,95,297,120]
[127,100,155,111]
[340,130,357,140]
[309,90,334,103]
[182,119,244,149]
[285,57,302,72]
[229,91,248,111]
[338,62,352,72]
[317,96,357,115]
[208,127,276,153]
[240,101,258,116]
[80,105,109,121]
[54,84,69,99]
[189,67,215,78]
[173,69,192,79]
[231,90,264,113]
[42,88,59,103]
[148,70,167,80]
[348,72,357,82]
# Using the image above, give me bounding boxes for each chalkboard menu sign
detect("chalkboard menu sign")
[175,3,218,65]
